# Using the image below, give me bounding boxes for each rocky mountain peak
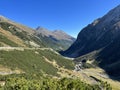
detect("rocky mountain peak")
[36,26,75,41]
[36,26,52,37]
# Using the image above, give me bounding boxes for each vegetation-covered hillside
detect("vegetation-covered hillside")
[0,15,113,90]
[0,17,75,50]
[0,49,74,76]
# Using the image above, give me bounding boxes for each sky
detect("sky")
[0,0,120,38]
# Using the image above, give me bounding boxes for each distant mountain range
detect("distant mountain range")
[0,15,75,50]
[62,5,120,77]
[35,26,75,50]
[36,26,75,41]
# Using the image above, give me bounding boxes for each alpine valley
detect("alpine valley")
[1,5,120,90]
[62,4,120,79]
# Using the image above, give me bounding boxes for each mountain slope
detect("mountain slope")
[62,5,120,77]
[0,16,45,48]
[0,16,114,90]
[0,48,74,76]
[0,15,34,34]
[35,26,75,50]
[0,15,75,49]
[0,15,75,76]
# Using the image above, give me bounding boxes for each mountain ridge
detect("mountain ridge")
[35,26,75,50]
[36,26,75,41]
[0,15,75,50]
[62,4,120,77]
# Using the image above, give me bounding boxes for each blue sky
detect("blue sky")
[0,0,120,37]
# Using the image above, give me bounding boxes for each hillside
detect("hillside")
[0,48,74,76]
[0,48,113,90]
[0,15,76,76]
[0,16,45,48]
[62,5,120,77]
[0,16,114,90]
[35,26,75,50]
[0,15,75,50]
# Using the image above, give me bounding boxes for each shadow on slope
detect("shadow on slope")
[95,39,120,81]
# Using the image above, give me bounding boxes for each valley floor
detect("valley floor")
[76,68,120,90]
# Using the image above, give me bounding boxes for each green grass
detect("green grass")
[38,50,74,69]
[0,50,57,75]
[0,49,74,76]
[37,34,73,50]
[30,35,46,48]
[0,22,48,48]
[0,22,30,42]
[0,43,3,46]
[0,34,18,47]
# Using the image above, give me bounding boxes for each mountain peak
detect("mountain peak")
[36,26,47,30]
[36,26,75,41]
[36,26,52,37]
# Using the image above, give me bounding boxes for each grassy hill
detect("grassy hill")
[0,19,75,50]
[0,22,46,48]
[0,49,74,76]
